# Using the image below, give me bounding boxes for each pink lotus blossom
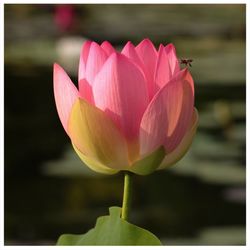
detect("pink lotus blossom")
[54,5,75,32]
[53,39,198,175]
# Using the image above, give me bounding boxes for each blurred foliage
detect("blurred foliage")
[4,4,245,245]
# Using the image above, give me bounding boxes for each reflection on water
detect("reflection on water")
[4,4,245,245]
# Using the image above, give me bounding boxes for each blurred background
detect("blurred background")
[4,4,246,245]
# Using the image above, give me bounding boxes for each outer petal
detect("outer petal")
[135,38,157,99]
[139,69,194,156]
[158,108,199,169]
[129,146,165,175]
[79,78,94,104]
[78,40,92,82]
[72,143,119,175]
[154,44,172,91]
[53,63,79,134]
[85,42,108,84]
[93,53,149,142]
[164,70,194,152]
[101,41,116,56]
[68,98,129,170]
[165,43,180,75]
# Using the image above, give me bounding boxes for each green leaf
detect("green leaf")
[130,146,166,175]
[57,207,162,246]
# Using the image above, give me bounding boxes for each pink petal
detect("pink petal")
[53,63,79,134]
[122,41,152,98]
[165,43,180,75]
[78,40,92,82]
[93,52,149,144]
[85,42,108,85]
[164,73,194,152]
[139,69,194,156]
[121,41,143,68]
[135,38,158,99]
[79,78,94,104]
[101,41,116,56]
[154,44,172,91]
[158,108,198,169]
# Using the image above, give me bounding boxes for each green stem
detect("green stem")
[121,171,132,221]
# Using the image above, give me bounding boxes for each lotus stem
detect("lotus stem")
[121,171,132,221]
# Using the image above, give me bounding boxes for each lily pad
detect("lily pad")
[57,206,162,246]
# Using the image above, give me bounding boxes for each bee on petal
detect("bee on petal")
[180,58,193,67]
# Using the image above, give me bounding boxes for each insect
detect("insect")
[179,58,193,67]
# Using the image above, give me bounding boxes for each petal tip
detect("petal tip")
[53,62,61,71]
[123,40,134,48]
[142,38,152,43]
[166,43,174,48]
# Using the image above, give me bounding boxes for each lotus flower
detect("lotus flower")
[53,39,198,175]
[54,5,75,32]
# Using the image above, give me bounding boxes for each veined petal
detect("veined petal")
[135,38,157,65]
[165,43,180,75]
[79,78,94,104]
[101,41,116,56]
[164,70,194,152]
[78,40,92,82]
[68,98,129,169]
[121,41,143,69]
[85,42,108,84]
[154,44,172,91]
[122,41,152,99]
[139,69,194,156]
[135,38,157,99]
[93,53,149,142]
[53,63,79,134]
[72,143,119,175]
[158,108,198,169]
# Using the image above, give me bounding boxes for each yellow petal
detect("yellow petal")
[72,143,119,175]
[68,98,129,170]
[158,108,199,170]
